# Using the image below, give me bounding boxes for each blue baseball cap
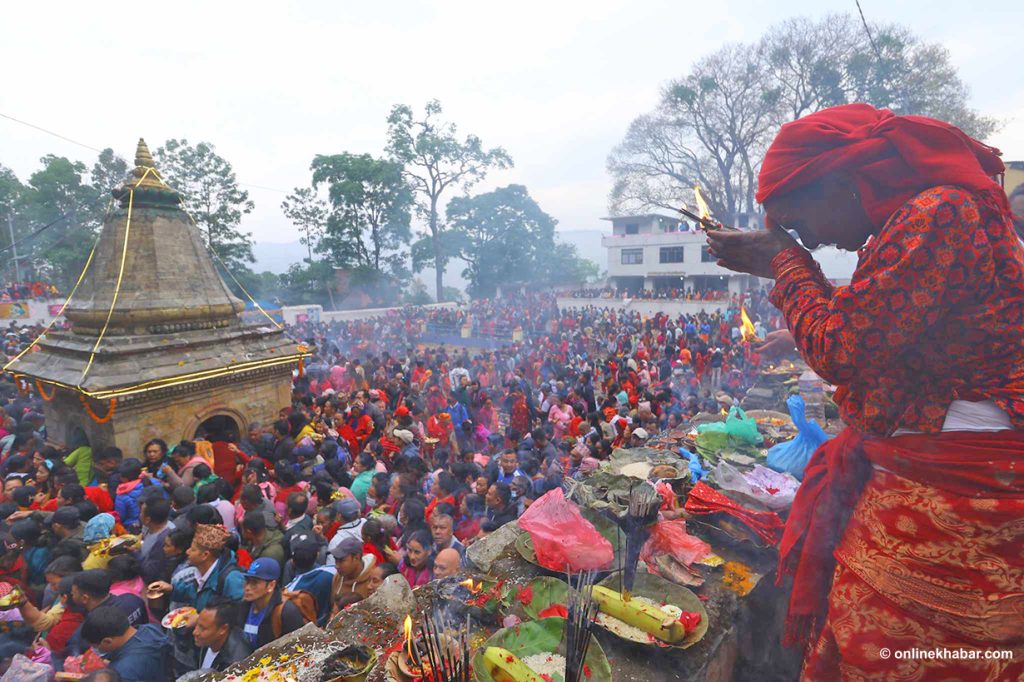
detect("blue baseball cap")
[243,557,281,582]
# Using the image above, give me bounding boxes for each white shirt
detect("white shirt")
[892,400,1012,436]
[195,561,218,591]
[327,519,366,566]
[202,646,218,670]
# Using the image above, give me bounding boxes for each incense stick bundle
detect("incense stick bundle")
[417,610,471,682]
[677,205,740,233]
[628,482,661,520]
[565,569,599,682]
[623,484,661,592]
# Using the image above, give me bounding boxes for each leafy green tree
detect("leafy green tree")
[90,148,129,195]
[404,279,434,305]
[436,185,596,298]
[18,156,104,288]
[0,165,24,216]
[154,139,255,271]
[232,269,283,303]
[279,260,337,307]
[543,242,601,287]
[0,165,27,281]
[280,186,327,262]
[386,100,512,301]
[309,153,412,276]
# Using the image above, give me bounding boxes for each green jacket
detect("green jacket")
[246,528,286,570]
[350,470,374,504]
[64,446,94,486]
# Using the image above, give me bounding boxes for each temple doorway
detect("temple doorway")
[195,414,240,443]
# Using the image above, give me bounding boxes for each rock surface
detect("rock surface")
[466,520,521,573]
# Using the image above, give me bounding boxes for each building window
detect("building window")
[659,246,685,263]
[701,246,716,263]
[624,223,639,235]
[621,248,643,265]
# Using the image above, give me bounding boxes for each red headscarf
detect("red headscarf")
[757,103,1008,228]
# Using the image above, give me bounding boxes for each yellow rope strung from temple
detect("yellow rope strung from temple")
[2,233,101,373]
[77,168,156,388]
[210,245,284,330]
[29,351,309,401]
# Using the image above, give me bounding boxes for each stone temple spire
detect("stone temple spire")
[135,137,155,167]
[113,138,179,208]
[8,138,304,455]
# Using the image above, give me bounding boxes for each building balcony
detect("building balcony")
[600,231,703,248]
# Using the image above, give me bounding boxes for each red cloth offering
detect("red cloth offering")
[684,481,785,546]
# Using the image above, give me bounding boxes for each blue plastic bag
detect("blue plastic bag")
[766,395,832,480]
[680,448,706,483]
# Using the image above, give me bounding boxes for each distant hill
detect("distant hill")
[251,230,608,283]
[252,241,311,274]
[251,230,854,289]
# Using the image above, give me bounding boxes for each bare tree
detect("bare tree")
[609,14,998,222]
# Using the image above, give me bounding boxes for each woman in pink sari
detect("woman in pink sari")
[548,393,574,441]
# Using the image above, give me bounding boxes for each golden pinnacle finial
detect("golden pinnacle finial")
[113,137,179,207]
[135,138,155,168]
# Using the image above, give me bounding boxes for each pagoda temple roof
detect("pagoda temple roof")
[8,139,307,398]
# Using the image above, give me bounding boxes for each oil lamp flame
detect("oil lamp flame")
[403,614,414,661]
[459,578,483,593]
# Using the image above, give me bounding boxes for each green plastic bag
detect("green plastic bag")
[699,406,762,446]
[725,405,763,446]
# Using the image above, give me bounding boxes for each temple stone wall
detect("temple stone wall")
[42,368,292,457]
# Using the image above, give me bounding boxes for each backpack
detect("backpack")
[271,590,318,637]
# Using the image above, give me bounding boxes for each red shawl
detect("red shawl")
[757,103,1008,228]
[779,427,1024,648]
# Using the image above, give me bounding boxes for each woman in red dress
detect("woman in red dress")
[708,103,1024,681]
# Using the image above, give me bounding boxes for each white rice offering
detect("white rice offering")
[618,462,652,479]
[595,596,683,643]
[521,652,567,679]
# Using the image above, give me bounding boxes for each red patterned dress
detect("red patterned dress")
[771,186,1024,681]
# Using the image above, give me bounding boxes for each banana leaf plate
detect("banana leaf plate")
[594,571,709,650]
[471,616,612,682]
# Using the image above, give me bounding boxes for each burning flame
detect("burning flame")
[740,306,758,342]
[694,186,713,222]
[403,615,414,661]
[459,578,483,593]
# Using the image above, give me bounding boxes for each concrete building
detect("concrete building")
[601,214,760,296]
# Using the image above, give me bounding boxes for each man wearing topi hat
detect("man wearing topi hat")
[147,523,244,675]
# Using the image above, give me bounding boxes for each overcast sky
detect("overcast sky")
[2,0,1022,250]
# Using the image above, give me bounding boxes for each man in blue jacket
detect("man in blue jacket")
[147,523,243,675]
[82,605,171,682]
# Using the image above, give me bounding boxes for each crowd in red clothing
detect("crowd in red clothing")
[0,281,60,302]
[0,291,780,679]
